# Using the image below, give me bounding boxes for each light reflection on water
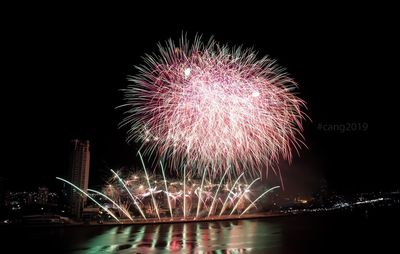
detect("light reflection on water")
[3,211,395,253]
[70,220,282,253]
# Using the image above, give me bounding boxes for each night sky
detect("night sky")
[3,7,397,194]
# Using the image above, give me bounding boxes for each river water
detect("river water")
[1,208,398,253]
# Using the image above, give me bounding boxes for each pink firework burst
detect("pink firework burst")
[120,35,306,179]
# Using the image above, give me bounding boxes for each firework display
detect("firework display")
[119,35,306,179]
[57,167,279,222]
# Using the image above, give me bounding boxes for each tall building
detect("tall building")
[37,186,49,205]
[69,139,90,218]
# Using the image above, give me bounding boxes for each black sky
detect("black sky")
[3,6,398,194]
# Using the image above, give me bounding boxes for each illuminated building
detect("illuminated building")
[69,139,90,218]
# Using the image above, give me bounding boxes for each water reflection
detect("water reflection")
[70,220,282,253]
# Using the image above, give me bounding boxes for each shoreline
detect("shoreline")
[0,212,290,228]
[2,204,398,228]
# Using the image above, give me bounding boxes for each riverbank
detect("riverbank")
[0,211,289,228]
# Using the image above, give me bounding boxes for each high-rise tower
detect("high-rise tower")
[69,139,90,218]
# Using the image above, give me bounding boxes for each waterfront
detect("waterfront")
[1,207,398,253]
